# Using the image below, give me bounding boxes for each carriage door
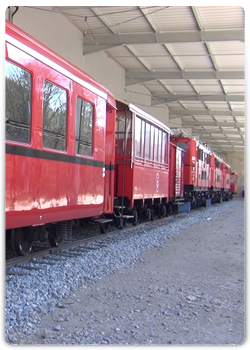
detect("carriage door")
[103,104,116,213]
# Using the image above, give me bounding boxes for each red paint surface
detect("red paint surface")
[5,20,116,229]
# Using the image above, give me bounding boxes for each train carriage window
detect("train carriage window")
[162,132,169,164]
[207,153,211,164]
[158,130,162,163]
[161,132,165,163]
[5,61,31,143]
[198,148,203,161]
[115,112,132,154]
[177,142,188,151]
[202,170,207,180]
[145,122,151,160]
[215,158,219,168]
[150,125,154,160]
[115,114,125,153]
[134,116,145,158]
[76,97,93,156]
[135,116,141,157]
[140,120,145,158]
[43,81,67,151]
[153,128,159,162]
[116,114,126,139]
[204,153,207,163]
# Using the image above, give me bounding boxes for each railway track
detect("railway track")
[5,214,174,274]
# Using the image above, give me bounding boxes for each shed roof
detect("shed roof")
[42,6,246,154]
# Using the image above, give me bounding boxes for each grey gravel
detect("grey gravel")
[5,199,245,345]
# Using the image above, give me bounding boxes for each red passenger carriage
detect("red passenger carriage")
[113,100,171,221]
[171,135,211,208]
[5,20,116,254]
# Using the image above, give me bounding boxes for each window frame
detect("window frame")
[42,79,68,152]
[75,96,94,157]
[5,60,32,144]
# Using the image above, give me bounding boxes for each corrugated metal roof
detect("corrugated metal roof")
[146,6,198,32]
[197,6,244,29]
[54,6,246,154]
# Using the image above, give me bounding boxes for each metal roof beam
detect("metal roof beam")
[151,94,244,105]
[191,130,244,135]
[205,142,244,146]
[83,29,244,54]
[182,121,244,127]
[169,109,244,118]
[126,70,244,85]
[90,7,117,35]
[198,135,242,140]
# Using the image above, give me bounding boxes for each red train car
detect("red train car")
[231,172,238,194]
[170,135,211,208]
[5,20,116,254]
[209,152,223,202]
[168,142,184,213]
[209,153,232,202]
[210,153,219,190]
[113,100,171,221]
[221,161,232,200]
[171,135,235,205]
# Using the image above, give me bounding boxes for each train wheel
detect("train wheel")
[160,205,167,217]
[48,226,62,248]
[151,208,155,221]
[132,209,138,225]
[11,227,33,256]
[48,235,62,248]
[166,203,172,216]
[146,207,151,221]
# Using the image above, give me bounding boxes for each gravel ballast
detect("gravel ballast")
[5,198,245,345]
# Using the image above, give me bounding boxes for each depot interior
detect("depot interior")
[5,6,245,196]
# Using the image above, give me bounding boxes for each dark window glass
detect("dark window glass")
[76,97,93,156]
[154,127,159,162]
[207,153,211,164]
[215,158,220,168]
[162,132,169,164]
[43,81,67,151]
[198,148,203,160]
[177,142,188,150]
[5,61,31,143]
[116,114,126,139]
[145,122,151,160]
[140,120,145,158]
[135,116,141,157]
[202,170,207,180]
[150,125,154,160]
[134,116,145,158]
[115,112,132,154]
[158,130,162,162]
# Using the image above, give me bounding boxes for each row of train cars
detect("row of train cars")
[5,19,238,255]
